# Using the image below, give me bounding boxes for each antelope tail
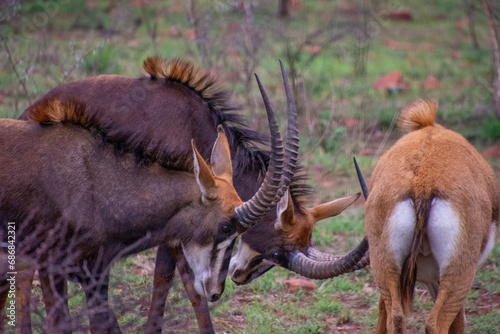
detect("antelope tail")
[400,197,433,315]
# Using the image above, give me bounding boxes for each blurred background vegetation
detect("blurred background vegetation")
[1,0,500,333]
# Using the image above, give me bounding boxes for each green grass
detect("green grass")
[2,0,500,332]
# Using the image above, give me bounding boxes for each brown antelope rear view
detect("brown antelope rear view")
[363,100,500,333]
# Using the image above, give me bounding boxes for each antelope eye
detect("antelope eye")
[271,251,280,263]
[220,224,231,234]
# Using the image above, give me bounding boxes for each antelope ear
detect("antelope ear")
[309,193,361,223]
[275,189,295,231]
[210,125,233,182]
[192,140,218,203]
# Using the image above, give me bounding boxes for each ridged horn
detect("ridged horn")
[287,237,369,279]
[235,61,299,229]
[352,156,371,269]
[235,63,297,229]
[274,59,299,200]
[305,245,370,270]
[285,158,373,278]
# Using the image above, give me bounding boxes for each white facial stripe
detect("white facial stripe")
[387,199,416,268]
[182,233,237,299]
[182,243,212,297]
[427,198,460,273]
[229,241,260,274]
[217,232,237,250]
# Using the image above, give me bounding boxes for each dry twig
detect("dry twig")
[0,32,32,108]
[480,0,500,116]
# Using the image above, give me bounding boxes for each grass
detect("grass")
[2,0,500,332]
[13,220,500,333]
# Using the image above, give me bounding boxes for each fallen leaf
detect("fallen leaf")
[361,148,374,156]
[383,10,413,21]
[384,38,413,50]
[423,75,441,90]
[132,0,150,6]
[458,77,473,87]
[158,26,180,38]
[126,40,140,48]
[455,17,469,31]
[451,50,463,59]
[182,29,196,40]
[303,45,321,55]
[373,70,408,93]
[284,278,317,293]
[482,146,500,158]
[362,283,375,296]
[343,116,359,127]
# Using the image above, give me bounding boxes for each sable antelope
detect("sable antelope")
[17,57,367,333]
[0,73,293,333]
[359,100,500,333]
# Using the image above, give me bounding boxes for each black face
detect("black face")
[229,211,299,285]
[211,217,240,263]
[261,247,293,269]
[214,217,238,242]
[240,215,296,265]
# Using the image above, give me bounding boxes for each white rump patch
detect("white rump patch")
[387,199,416,268]
[479,224,496,265]
[427,198,460,273]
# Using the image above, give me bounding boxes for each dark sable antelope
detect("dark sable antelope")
[0,69,295,333]
[17,57,368,333]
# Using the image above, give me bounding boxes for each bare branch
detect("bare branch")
[480,0,500,116]
[241,1,262,123]
[186,0,212,69]
[0,32,32,108]
[278,0,290,18]
[463,0,480,49]
[141,6,159,55]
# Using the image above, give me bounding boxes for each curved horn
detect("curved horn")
[305,246,370,268]
[305,247,344,262]
[353,157,369,199]
[288,158,372,278]
[234,74,285,228]
[235,61,299,229]
[287,237,369,279]
[275,59,299,200]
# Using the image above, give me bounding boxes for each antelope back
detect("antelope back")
[366,100,499,265]
[4,100,247,303]
[22,57,329,284]
[364,100,500,332]
[22,57,267,178]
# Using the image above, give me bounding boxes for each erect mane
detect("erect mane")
[144,56,222,104]
[143,57,313,203]
[143,57,274,177]
[27,58,313,205]
[27,98,196,171]
[29,98,94,127]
